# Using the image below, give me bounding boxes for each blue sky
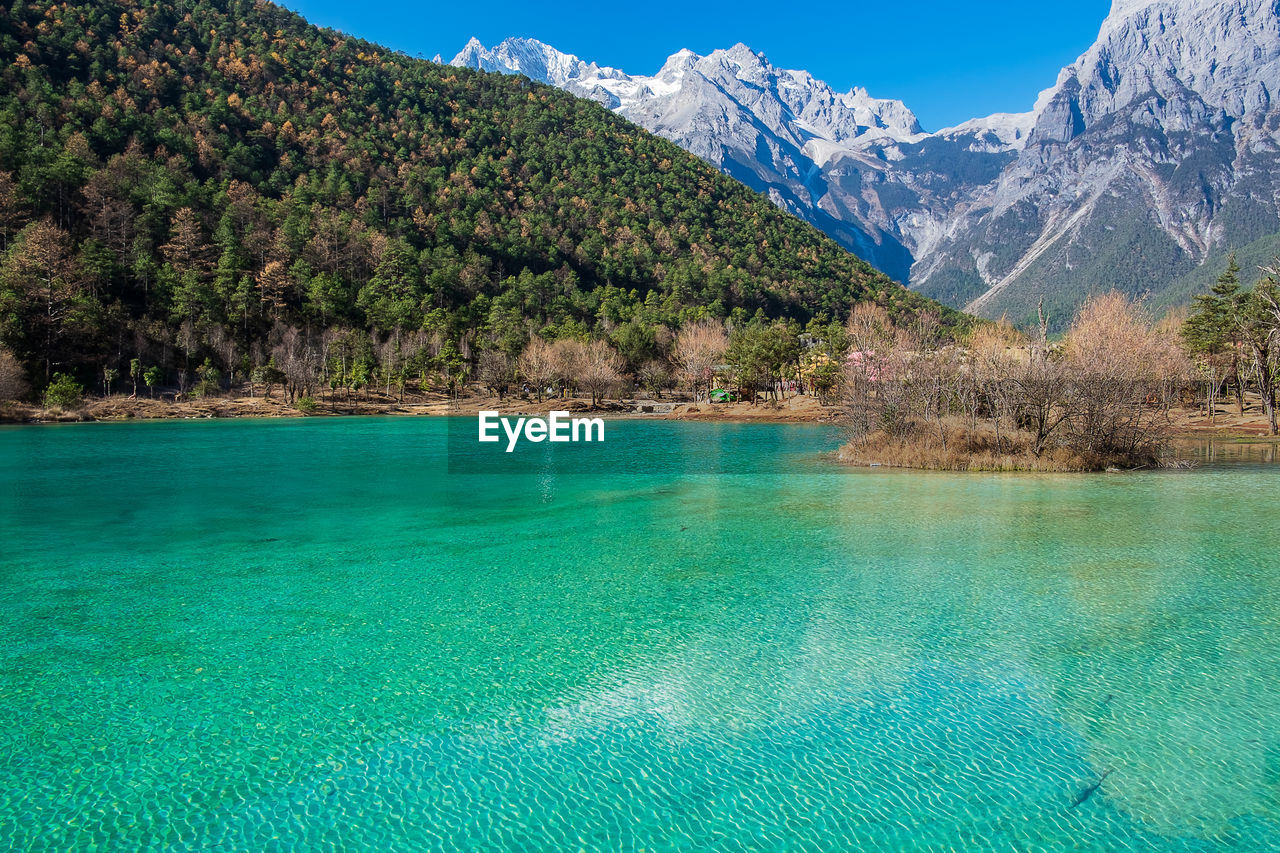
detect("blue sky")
[278,1,1112,130]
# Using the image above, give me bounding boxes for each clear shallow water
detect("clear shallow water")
[1,418,1279,851]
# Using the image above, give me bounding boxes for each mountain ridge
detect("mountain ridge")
[452,35,1034,287]
[453,0,1280,324]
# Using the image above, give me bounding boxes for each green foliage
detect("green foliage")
[610,321,658,373]
[43,372,83,408]
[252,363,285,387]
[192,358,220,397]
[0,0,960,388]
[725,320,801,400]
[1182,255,1240,355]
[143,365,162,397]
[295,395,318,414]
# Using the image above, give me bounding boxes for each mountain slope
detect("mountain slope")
[456,0,1280,325]
[0,0,952,387]
[451,38,1032,285]
[915,0,1280,324]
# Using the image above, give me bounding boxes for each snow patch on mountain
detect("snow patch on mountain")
[450,38,932,148]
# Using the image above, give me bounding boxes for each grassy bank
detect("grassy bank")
[837,419,1167,472]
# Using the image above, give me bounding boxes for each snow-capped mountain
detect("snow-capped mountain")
[451,37,1025,284]
[914,0,1280,321]
[452,0,1280,322]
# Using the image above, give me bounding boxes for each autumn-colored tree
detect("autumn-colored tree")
[161,208,210,274]
[1062,292,1174,457]
[0,346,27,401]
[0,0,964,395]
[0,220,90,380]
[80,169,134,261]
[256,260,290,320]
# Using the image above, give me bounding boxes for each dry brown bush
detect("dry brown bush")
[839,293,1183,471]
[838,418,1124,472]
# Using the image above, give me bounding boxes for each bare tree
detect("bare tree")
[398,329,429,401]
[1151,307,1194,415]
[375,328,416,400]
[205,324,240,392]
[0,346,27,401]
[837,295,1191,469]
[843,303,900,441]
[1006,303,1069,458]
[915,343,963,448]
[637,359,674,399]
[272,324,321,404]
[1062,292,1172,458]
[672,320,727,401]
[967,318,1022,450]
[478,350,514,400]
[550,338,587,399]
[1247,266,1280,434]
[578,340,623,407]
[517,337,557,402]
[177,319,200,372]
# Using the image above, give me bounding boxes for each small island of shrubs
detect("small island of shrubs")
[838,264,1280,472]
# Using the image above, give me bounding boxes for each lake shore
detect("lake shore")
[0,388,846,426]
[3,390,1278,441]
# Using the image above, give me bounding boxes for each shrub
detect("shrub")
[43,373,83,409]
[295,396,318,414]
[192,358,222,398]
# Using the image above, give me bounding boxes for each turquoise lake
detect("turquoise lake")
[1,417,1279,850]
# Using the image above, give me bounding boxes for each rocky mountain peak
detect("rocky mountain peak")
[450,2,1280,322]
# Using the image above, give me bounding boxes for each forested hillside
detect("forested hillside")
[0,0,952,397]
